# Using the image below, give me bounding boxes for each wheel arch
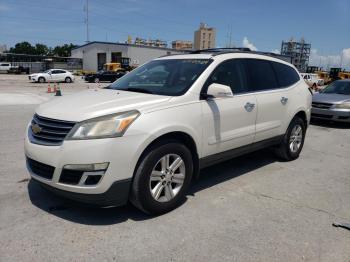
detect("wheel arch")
[38,76,46,82]
[292,110,308,129]
[133,131,200,182]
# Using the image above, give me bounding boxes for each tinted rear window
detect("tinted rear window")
[271,62,300,87]
[243,59,278,91]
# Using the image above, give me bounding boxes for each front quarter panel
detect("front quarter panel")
[126,101,203,161]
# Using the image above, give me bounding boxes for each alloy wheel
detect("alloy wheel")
[289,124,303,153]
[149,154,186,202]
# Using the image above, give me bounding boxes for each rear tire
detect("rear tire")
[130,142,193,215]
[65,77,72,83]
[275,117,306,161]
[38,77,45,83]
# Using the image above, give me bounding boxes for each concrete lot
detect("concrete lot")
[0,74,350,262]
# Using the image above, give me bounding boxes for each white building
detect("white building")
[71,41,185,71]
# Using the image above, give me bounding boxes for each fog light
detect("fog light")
[63,162,109,171]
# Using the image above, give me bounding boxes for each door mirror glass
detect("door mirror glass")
[207,83,233,98]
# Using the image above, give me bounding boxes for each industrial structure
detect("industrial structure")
[71,41,185,71]
[134,37,167,48]
[172,40,193,50]
[194,23,216,50]
[281,38,311,72]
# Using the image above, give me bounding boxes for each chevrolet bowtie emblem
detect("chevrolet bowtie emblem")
[31,124,42,134]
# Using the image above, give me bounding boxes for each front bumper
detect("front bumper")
[31,177,131,206]
[311,107,350,122]
[29,76,38,82]
[25,125,149,199]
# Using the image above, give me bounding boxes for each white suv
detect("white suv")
[25,50,311,214]
[29,69,75,83]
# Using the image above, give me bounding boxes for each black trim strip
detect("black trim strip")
[199,135,283,169]
[32,178,132,207]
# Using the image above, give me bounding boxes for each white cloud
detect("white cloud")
[309,48,350,70]
[242,37,257,51]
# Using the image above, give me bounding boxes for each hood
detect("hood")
[312,92,350,104]
[30,72,46,77]
[36,89,171,121]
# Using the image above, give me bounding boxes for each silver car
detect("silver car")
[311,80,350,122]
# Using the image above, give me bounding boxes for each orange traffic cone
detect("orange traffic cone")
[47,82,52,93]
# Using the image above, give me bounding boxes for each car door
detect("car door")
[201,59,257,158]
[56,70,67,81]
[50,70,60,82]
[243,59,296,142]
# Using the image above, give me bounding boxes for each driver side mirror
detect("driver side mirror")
[205,83,233,99]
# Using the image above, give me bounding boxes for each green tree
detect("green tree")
[52,43,77,57]
[9,41,35,54]
[34,43,49,56]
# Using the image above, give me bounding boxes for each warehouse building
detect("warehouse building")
[71,41,185,71]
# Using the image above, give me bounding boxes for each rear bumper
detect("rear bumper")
[311,107,350,122]
[32,177,131,207]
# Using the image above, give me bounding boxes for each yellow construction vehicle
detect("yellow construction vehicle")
[103,63,124,72]
[315,70,331,85]
[103,57,135,72]
[339,71,350,80]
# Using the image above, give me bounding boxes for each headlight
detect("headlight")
[334,102,350,109]
[66,110,140,140]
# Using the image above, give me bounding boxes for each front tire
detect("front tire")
[38,77,45,83]
[275,117,306,161]
[130,142,193,215]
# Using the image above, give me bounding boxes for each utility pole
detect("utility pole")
[84,0,90,42]
[226,25,233,48]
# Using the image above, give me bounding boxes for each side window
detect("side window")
[51,70,58,74]
[271,62,300,88]
[243,59,278,91]
[56,70,66,74]
[205,59,248,94]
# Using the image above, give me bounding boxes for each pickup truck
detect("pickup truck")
[300,73,324,89]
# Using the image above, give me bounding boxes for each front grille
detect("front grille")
[312,102,333,109]
[59,169,84,185]
[26,157,55,180]
[29,114,76,146]
[311,113,333,119]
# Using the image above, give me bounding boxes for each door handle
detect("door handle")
[244,102,255,112]
[281,97,288,105]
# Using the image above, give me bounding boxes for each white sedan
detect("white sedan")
[29,69,75,83]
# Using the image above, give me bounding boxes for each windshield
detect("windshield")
[43,70,50,73]
[322,81,350,95]
[109,59,211,96]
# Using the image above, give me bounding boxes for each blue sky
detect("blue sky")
[0,0,349,68]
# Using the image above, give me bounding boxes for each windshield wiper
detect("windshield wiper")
[125,87,153,94]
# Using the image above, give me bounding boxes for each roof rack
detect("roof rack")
[189,48,291,63]
[190,47,251,54]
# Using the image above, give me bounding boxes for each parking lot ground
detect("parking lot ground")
[1,74,350,262]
